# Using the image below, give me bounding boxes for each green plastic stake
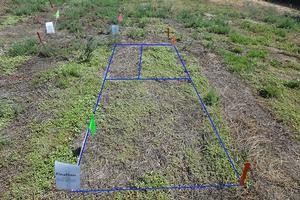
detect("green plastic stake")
[89,115,96,136]
[55,10,60,19]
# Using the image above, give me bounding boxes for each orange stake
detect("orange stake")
[240,161,251,186]
[37,32,42,43]
[171,35,176,45]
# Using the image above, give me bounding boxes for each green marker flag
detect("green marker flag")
[55,10,60,19]
[89,115,96,136]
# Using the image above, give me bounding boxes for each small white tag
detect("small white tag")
[46,22,55,34]
[55,161,80,191]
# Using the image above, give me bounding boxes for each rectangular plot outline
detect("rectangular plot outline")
[73,43,241,193]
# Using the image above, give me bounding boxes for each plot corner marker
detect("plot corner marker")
[118,15,123,24]
[55,9,60,19]
[240,161,251,186]
[89,114,96,136]
[36,32,43,43]
[49,0,54,9]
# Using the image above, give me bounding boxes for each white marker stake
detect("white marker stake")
[55,161,80,191]
[46,22,55,34]
[111,25,119,36]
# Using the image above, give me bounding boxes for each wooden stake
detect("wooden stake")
[37,32,43,44]
[240,161,251,186]
[49,0,54,9]
[167,27,170,39]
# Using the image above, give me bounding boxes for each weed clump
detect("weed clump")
[8,38,39,56]
[78,38,97,63]
[259,84,282,98]
[203,88,219,106]
[284,80,300,89]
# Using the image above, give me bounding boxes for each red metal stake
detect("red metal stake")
[240,161,251,186]
[37,32,42,44]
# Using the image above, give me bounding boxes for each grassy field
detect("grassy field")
[0,0,299,199]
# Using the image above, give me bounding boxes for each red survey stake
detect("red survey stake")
[240,161,251,186]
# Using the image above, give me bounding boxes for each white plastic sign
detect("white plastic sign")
[46,22,55,34]
[111,25,119,36]
[55,161,80,191]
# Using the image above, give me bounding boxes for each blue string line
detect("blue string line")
[72,183,240,193]
[173,46,240,180]
[107,77,190,81]
[77,129,89,166]
[76,44,241,193]
[138,45,143,79]
[77,46,116,166]
[93,46,117,113]
[115,43,172,47]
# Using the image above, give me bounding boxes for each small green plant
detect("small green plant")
[258,84,282,98]
[231,46,243,54]
[208,25,230,34]
[274,29,287,37]
[247,49,268,59]
[8,38,39,56]
[223,51,254,73]
[229,33,255,45]
[138,17,149,28]
[203,88,219,106]
[78,38,97,63]
[127,28,145,40]
[284,80,300,89]
[38,45,56,58]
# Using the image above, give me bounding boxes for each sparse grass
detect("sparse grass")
[8,38,39,56]
[57,0,120,34]
[12,0,66,16]
[223,51,255,73]
[3,47,111,198]
[0,15,23,30]
[127,28,145,40]
[0,55,30,75]
[142,46,186,78]
[0,100,14,130]
[259,84,282,98]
